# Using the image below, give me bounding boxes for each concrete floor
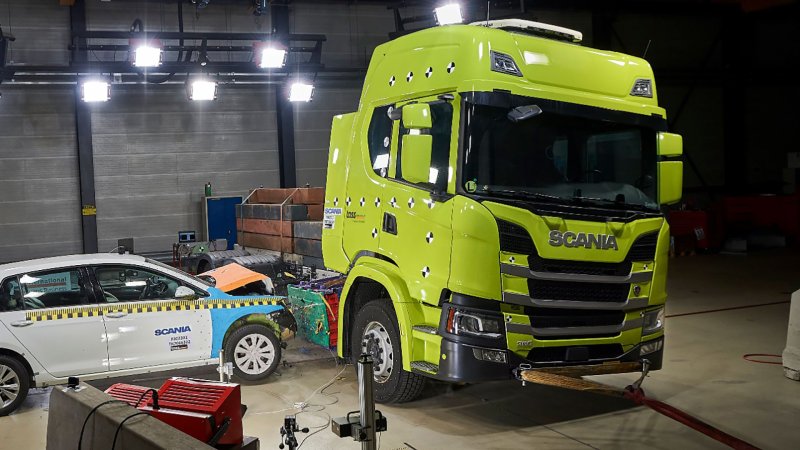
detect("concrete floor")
[1,249,798,449]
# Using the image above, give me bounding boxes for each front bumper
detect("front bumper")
[430,336,664,383]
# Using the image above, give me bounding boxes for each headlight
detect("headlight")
[490,51,522,77]
[446,307,503,339]
[642,307,665,334]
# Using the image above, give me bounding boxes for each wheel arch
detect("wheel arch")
[211,306,288,358]
[0,348,34,383]
[339,257,421,371]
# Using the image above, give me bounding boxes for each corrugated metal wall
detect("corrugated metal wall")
[290,2,392,187]
[0,88,81,262]
[0,1,76,262]
[90,86,279,253]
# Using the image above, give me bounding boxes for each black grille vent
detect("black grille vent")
[627,232,658,261]
[528,279,629,303]
[529,307,625,328]
[528,344,624,363]
[497,220,534,255]
[529,255,631,276]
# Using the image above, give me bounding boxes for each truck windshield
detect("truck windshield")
[462,102,659,211]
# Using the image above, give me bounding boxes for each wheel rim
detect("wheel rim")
[0,364,20,408]
[233,333,275,375]
[361,321,394,383]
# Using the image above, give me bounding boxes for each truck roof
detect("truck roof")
[360,22,664,118]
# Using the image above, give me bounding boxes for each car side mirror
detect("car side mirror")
[657,132,683,205]
[401,134,433,184]
[174,286,195,298]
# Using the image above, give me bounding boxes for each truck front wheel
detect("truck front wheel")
[351,299,425,403]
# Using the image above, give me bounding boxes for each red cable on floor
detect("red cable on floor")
[666,300,790,318]
[742,354,783,365]
[623,387,761,450]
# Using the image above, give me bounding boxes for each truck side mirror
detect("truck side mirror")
[401,134,433,184]
[401,103,432,129]
[657,132,683,205]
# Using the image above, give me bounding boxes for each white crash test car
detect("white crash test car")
[0,253,296,415]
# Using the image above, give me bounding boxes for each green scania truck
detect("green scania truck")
[322,19,683,403]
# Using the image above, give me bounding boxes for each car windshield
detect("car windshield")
[462,101,659,211]
[145,258,214,287]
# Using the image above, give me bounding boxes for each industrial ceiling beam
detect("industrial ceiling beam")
[70,0,99,254]
[272,0,297,189]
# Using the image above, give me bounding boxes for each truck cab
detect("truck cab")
[323,20,683,403]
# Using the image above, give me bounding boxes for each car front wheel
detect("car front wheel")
[0,355,30,416]
[224,324,282,382]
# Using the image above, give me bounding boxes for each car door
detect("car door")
[0,267,108,378]
[91,264,211,371]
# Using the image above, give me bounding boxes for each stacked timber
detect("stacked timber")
[236,188,324,260]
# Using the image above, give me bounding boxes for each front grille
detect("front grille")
[528,344,624,363]
[529,307,625,328]
[627,232,658,261]
[529,254,631,276]
[528,279,629,303]
[497,220,535,254]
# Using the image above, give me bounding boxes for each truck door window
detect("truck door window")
[18,269,91,309]
[94,265,187,302]
[368,105,394,177]
[396,101,453,190]
[0,277,24,311]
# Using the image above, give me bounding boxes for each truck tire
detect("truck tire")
[225,324,282,382]
[351,299,425,403]
[0,355,30,416]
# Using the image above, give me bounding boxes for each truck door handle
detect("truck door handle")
[10,320,33,327]
[105,312,127,318]
[382,212,397,235]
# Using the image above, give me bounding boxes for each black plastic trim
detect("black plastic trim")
[462,91,668,131]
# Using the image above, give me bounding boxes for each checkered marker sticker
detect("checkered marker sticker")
[425,232,434,244]
[421,266,430,278]
[372,228,378,238]
[333,197,339,207]
[425,67,433,78]
[389,76,396,86]
[360,197,366,207]
[447,62,456,73]
[424,198,435,209]
[406,72,414,82]
[374,197,381,207]
[346,197,351,207]
[408,197,415,208]
[509,256,515,264]
[390,197,397,208]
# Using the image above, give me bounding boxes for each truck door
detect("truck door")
[379,96,458,305]
[341,105,396,261]
[91,264,211,371]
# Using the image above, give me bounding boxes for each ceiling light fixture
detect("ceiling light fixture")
[434,3,463,26]
[81,79,111,103]
[288,81,314,102]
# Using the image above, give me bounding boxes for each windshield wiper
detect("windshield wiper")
[571,195,654,212]
[481,187,563,203]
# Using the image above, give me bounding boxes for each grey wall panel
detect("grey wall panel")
[0,87,80,263]
[292,87,360,187]
[0,0,70,66]
[292,3,394,68]
[91,86,279,253]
